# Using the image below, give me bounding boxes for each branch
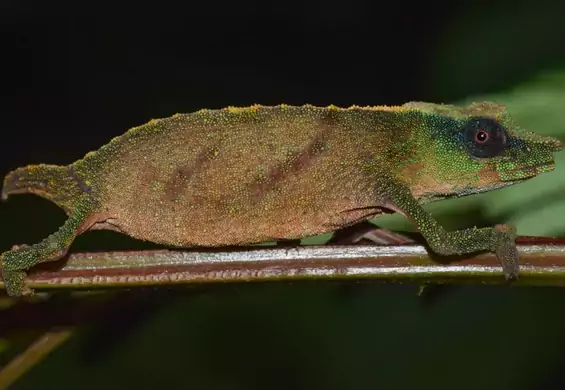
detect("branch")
[2,236,565,293]
[0,328,73,389]
[1,236,564,386]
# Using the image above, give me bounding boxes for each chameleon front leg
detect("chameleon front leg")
[0,202,100,297]
[380,181,519,279]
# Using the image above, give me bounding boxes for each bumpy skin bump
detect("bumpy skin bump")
[1,102,563,296]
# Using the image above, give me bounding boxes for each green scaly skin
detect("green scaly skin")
[0,101,563,297]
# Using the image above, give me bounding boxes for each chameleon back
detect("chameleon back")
[73,105,411,246]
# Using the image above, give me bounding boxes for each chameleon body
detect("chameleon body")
[1,102,563,296]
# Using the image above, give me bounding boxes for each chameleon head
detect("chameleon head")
[402,101,564,200]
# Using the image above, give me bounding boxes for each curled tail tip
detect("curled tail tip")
[1,178,7,201]
[1,181,12,201]
[0,164,79,214]
[0,166,44,200]
[1,170,17,201]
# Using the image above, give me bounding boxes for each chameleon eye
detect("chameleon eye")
[462,117,507,158]
[475,129,489,144]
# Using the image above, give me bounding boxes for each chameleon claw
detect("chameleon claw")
[1,269,34,297]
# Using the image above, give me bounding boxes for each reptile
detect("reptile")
[0,102,562,297]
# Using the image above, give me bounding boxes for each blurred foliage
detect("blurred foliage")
[5,1,565,389]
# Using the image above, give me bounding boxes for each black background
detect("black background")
[4,0,565,389]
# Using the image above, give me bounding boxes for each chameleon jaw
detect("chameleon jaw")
[498,162,557,182]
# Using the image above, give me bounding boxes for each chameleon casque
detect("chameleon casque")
[0,102,563,297]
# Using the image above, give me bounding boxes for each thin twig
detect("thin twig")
[0,328,73,389]
[1,236,565,293]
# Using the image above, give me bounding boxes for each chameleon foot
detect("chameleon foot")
[2,269,34,297]
[0,202,99,297]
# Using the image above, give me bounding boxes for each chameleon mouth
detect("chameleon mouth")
[500,161,556,181]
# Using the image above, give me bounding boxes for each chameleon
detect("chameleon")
[0,102,562,297]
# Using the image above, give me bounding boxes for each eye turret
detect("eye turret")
[462,117,508,158]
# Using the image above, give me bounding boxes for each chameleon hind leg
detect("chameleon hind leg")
[327,220,416,245]
[275,221,416,247]
[0,199,102,297]
[275,222,414,247]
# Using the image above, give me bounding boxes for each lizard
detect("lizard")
[0,101,562,297]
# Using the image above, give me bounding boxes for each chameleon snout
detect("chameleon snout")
[544,136,565,152]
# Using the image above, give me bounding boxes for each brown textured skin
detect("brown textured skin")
[79,105,407,246]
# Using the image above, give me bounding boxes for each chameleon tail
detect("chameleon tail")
[1,164,85,214]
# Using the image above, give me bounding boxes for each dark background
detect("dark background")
[3,0,565,388]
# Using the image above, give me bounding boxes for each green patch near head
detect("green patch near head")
[402,101,564,199]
